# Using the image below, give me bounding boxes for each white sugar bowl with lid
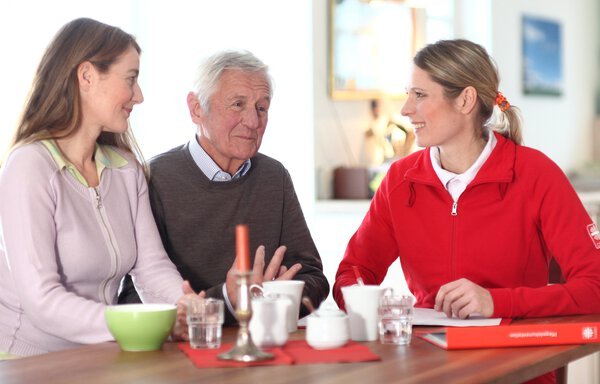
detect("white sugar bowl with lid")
[306,305,349,350]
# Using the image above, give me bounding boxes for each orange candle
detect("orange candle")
[236,224,250,272]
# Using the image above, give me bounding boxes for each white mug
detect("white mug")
[249,295,291,347]
[341,285,386,341]
[250,280,305,332]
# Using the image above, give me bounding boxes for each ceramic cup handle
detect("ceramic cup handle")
[249,284,264,297]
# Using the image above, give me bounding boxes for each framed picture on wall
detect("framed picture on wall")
[522,15,563,96]
[328,0,424,100]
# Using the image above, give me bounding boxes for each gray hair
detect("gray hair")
[193,50,273,112]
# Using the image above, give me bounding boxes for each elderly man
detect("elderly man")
[119,50,329,325]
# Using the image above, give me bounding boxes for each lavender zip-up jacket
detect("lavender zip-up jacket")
[0,142,183,356]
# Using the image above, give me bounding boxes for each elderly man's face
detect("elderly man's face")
[188,69,270,175]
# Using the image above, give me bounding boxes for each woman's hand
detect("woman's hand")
[434,278,494,319]
[171,281,205,341]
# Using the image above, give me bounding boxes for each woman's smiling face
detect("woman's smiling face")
[401,65,468,149]
[82,45,144,134]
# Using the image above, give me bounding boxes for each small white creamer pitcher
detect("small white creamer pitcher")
[248,294,291,347]
[250,281,304,332]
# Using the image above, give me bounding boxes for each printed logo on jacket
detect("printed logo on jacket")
[587,223,600,249]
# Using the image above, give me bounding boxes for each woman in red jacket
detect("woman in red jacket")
[334,39,600,322]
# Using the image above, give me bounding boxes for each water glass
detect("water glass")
[378,292,414,345]
[187,298,224,349]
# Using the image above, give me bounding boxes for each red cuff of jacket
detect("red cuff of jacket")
[489,288,514,318]
[333,280,352,311]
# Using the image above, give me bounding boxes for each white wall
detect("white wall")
[129,1,315,215]
[490,0,598,171]
[0,0,315,212]
[0,1,138,157]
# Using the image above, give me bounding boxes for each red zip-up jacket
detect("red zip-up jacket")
[334,133,600,318]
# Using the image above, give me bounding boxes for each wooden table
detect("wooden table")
[1,315,599,384]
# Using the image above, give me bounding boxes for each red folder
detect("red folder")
[420,322,600,350]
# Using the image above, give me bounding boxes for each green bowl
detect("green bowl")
[105,303,176,351]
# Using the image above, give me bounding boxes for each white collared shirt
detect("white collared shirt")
[430,131,497,202]
[188,134,251,181]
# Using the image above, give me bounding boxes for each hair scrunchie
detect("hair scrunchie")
[495,92,510,112]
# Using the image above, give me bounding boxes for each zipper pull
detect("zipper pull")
[94,188,102,209]
[451,201,458,216]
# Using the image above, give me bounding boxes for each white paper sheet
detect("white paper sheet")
[299,307,502,328]
[413,308,501,327]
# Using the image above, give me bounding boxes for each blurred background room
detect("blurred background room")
[1,0,599,380]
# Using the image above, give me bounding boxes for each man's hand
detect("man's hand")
[434,278,494,319]
[172,281,205,341]
[225,245,302,306]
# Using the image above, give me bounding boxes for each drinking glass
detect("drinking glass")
[378,292,414,345]
[187,298,224,349]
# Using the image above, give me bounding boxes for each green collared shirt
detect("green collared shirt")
[41,139,128,187]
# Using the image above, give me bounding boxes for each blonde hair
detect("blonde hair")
[414,39,523,144]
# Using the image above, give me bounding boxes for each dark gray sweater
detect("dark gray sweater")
[120,143,329,325]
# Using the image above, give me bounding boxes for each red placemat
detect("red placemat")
[179,343,293,368]
[178,339,380,368]
[283,340,380,364]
